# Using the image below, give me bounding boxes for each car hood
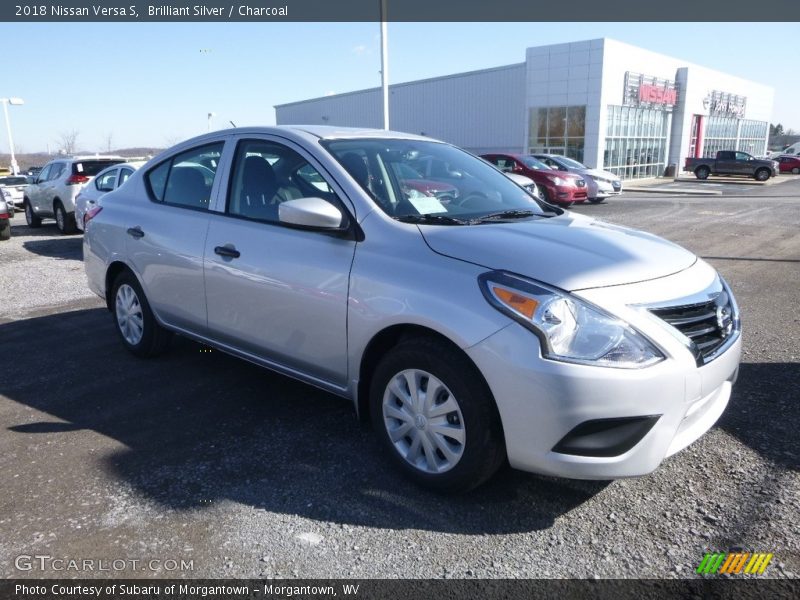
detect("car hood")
[419,213,696,291]
[576,168,619,181]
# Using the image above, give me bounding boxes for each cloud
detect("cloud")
[352,44,368,56]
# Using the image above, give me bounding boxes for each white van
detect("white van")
[778,142,800,156]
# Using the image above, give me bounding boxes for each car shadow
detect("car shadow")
[718,362,799,472]
[1,308,609,535]
[22,237,83,260]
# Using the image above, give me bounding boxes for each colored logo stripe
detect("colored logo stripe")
[696,552,773,575]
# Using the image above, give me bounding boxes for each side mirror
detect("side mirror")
[279,197,343,230]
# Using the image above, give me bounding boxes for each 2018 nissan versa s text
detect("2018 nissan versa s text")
[84,126,741,492]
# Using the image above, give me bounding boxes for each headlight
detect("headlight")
[479,271,664,369]
[552,177,571,186]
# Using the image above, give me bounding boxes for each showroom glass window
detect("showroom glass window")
[603,105,670,180]
[529,105,586,163]
[702,118,768,157]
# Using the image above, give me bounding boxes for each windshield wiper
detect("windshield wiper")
[394,214,470,226]
[473,209,541,223]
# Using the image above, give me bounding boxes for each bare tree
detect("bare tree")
[57,129,79,155]
[103,132,114,153]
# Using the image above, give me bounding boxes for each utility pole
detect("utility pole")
[380,0,389,130]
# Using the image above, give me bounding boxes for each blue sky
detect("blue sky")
[1,22,797,152]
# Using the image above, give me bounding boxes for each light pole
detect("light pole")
[207,112,216,132]
[380,0,389,130]
[1,97,24,175]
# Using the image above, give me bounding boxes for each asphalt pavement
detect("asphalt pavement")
[0,180,798,579]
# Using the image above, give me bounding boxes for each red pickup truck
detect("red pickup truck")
[684,151,778,181]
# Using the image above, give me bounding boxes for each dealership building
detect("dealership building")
[275,38,774,180]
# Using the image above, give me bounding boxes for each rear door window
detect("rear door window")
[146,143,224,210]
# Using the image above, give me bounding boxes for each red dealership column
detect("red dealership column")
[695,115,705,158]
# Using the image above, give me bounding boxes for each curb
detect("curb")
[623,187,722,196]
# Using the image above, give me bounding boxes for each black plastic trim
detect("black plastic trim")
[552,415,661,457]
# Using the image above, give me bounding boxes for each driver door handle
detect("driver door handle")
[126,226,144,239]
[214,245,240,259]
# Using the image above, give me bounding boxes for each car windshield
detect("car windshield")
[519,156,550,170]
[324,139,553,223]
[552,156,587,169]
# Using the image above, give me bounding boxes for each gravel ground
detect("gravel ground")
[0,185,798,580]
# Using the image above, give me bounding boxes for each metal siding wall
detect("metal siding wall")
[275,65,526,153]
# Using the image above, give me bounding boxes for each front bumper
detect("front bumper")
[465,262,741,479]
[553,185,588,203]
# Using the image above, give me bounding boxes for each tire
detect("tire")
[695,166,710,180]
[0,220,10,241]
[588,198,605,204]
[24,199,42,228]
[754,168,770,182]
[111,270,172,358]
[54,201,77,234]
[369,336,506,493]
[792,167,800,175]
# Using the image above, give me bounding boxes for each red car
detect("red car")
[776,155,800,174]
[481,153,588,205]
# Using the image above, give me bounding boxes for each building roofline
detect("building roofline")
[275,62,526,108]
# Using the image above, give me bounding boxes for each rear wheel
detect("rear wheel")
[54,201,77,234]
[370,336,506,493]
[0,220,10,241]
[695,166,710,180]
[24,199,42,228]
[754,168,770,182]
[111,270,172,358]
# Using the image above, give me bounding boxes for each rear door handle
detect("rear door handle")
[214,245,240,259]
[126,226,144,239]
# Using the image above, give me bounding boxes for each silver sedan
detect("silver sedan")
[83,126,740,492]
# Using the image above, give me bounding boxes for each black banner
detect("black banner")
[2,579,800,600]
[3,0,800,22]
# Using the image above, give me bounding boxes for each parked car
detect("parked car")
[24,156,126,233]
[777,142,800,157]
[775,155,800,175]
[481,153,588,206]
[532,154,622,204]
[84,126,741,492]
[684,151,778,181]
[0,195,11,240]
[25,166,42,176]
[75,161,145,231]
[504,172,541,200]
[0,175,29,209]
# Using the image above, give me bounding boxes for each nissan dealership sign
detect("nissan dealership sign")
[623,72,678,111]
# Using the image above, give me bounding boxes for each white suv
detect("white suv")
[24,156,125,233]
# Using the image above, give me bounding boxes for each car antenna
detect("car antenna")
[229,120,237,127]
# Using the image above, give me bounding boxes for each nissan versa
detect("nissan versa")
[83,126,741,492]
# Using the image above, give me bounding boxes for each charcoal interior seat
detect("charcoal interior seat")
[241,156,279,221]
[167,167,209,208]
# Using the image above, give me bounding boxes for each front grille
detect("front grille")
[650,290,737,364]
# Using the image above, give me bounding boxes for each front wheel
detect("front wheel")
[111,271,172,358]
[754,168,770,182]
[370,337,506,493]
[24,200,42,228]
[792,167,800,175]
[588,198,605,204]
[695,166,710,180]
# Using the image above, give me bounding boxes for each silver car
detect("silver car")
[75,161,145,231]
[84,126,741,492]
[533,154,623,203]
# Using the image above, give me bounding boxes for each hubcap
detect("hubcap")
[115,284,144,346]
[382,369,465,474]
